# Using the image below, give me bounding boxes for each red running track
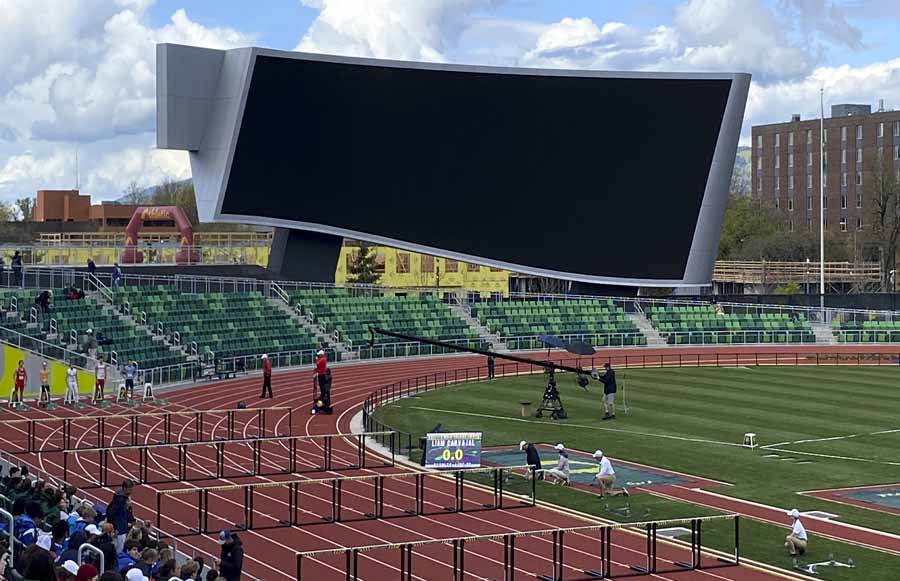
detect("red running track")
[0,350,835,581]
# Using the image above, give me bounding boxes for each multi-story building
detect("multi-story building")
[751,102,900,235]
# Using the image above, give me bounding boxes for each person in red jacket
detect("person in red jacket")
[314,350,329,402]
[260,354,272,399]
[10,360,27,406]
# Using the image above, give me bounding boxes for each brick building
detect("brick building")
[751,102,900,235]
[34,190,177,231]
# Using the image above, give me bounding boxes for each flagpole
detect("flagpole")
[819,88,825,315]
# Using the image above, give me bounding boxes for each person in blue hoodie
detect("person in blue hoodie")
[116,540,142,573]
[15,501,44,546]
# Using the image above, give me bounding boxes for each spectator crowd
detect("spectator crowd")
[1,468,241,581]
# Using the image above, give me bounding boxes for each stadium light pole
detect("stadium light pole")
[819,88,825,315]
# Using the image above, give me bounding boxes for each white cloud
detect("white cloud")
[296,0,504,62]
[0,150,72,190]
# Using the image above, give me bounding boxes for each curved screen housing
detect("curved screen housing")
[157,45,749,285]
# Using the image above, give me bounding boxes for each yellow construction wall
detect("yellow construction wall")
[21,246,270,267]
[335,246,510,296]
[0,344,95,398]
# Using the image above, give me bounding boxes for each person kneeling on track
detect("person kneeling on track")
[543,443,570,486]
[785,509,808,558]
[591,450,629,497]
[519,440,544,480]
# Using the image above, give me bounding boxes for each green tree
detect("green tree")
[15,197,34,221]
[347,243,380,285]
[716,194,779,260]
[863,152,900,291]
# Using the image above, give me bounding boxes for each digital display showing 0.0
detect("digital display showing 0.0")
[424,432,482,469]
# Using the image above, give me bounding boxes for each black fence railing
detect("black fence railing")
[295,514,740,581]
[61,431,395,489]
[156,465,534,537]
[3,407,292,454]
[362,350,900,461]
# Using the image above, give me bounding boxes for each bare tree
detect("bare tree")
[122,180,145,204]
[864,151,900,291]
[14,197,34,221]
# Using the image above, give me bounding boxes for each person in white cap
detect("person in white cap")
[543,443,570,485]
[591,450,629,497]
[785,509,808,557]
[260,354,273,399]
[518,440,543,480]
[314,349,329,402]
[62,561,80,577]
[126,566,149,581]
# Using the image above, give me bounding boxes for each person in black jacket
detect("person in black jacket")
[486,347,495,380]
[597,362,617,420]
[216,530,243,581]
[518,441,544,480]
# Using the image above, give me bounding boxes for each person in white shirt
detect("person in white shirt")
[592,450,629,497]
[94,359,107,403]
[785,509,808,556]
[65,364,79,405]
[543,444,570,486]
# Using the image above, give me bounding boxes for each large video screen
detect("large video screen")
[221,55,734,281]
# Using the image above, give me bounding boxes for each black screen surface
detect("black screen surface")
[222,56,732,280]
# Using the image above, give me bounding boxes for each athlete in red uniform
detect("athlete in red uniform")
[11,361,27,406]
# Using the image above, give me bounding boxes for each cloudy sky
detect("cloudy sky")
[1,0,899,203]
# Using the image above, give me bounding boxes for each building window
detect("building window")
[775,134,781,147]
[467,262,480,272]
[895,122,900,137]
[824,151,828,169]
[789,175,794,190]
[894,145,899,160]
[789,219,794,232]
[806,217,812,230]
[823,173,828,188]
[824,218,828,231]
[841,149,847,164]
[789,132,795,146]
[345,250,358,270]
[757,157,762,170]
[757,176,762,191]
[840,217,847,232]
[775,155,780,169]
[857,216,863,230]
[841,173,847,187]
[856,193,863,208]
[856,172,863,186]
[807,153,813,167]
[856,148,862,163]
[757,135,763,148]
[396,252,410,273]
[824,128,828,144]
[421,254,434,273]
[788,198,794,211]
[807,196,813,210]
[824,196,828,210]
[788,153,794,167]
[879,123,885,138]
[374,253,386,274]
[774,197,780,209]
[775,177,780,191]
[807,174,813,190]
[445,260,458,273]
[841,126,847,141]
[807,129,813,144]
[841,195,847,209]
[856,125,862,140]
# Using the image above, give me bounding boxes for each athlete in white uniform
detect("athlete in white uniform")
[65,364,79,405]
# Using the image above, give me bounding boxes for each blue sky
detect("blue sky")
[1,0,899,202]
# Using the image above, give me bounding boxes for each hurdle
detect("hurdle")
[295,514,740,581]
[156,465,536,536]
[2,406,293,454]
[62,430,397,488]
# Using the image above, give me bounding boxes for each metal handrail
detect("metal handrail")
[0,327,94,369]
[78,542,104,570]
[0,506,13,569]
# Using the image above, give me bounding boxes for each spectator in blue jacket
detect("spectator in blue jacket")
[16,501,45,546]
[106,480,135,552]
[117,541,142,573]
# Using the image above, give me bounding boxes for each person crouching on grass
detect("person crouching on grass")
[785,509,808,558]
[543,443,570,486]
[591,450,629,497]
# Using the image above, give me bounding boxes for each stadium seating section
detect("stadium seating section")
[115,286,320,361]
[646,305,816,344]
[470,299,646,349]
[0,288,183,368]
[832,319,900,343]
[289,289,482,356]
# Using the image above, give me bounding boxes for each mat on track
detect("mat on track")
[804,483,900,516]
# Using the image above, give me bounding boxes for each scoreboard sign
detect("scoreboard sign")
[424,432,482,469]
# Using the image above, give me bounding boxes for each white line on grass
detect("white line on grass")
[407,406,746,448]
[763,427,900,448]
[760,446,900,466]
